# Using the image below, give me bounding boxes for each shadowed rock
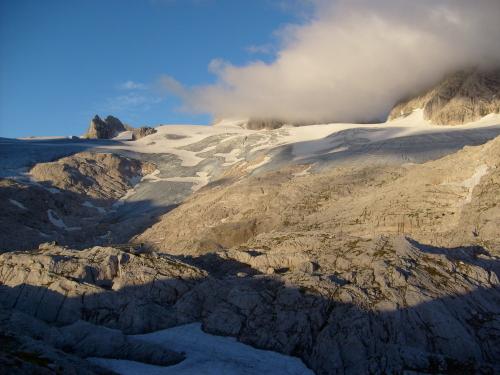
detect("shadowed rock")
[85,115,127,139]
[0,238,498,374]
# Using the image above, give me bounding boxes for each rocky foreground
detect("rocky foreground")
[1,232,499,374]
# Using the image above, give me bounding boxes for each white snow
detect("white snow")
[216,148,244,166]
[250,110,500,159]
[246,156,271,172]
[112,188,137,208]
[46,187,61,194]
[460,165,489,203]
[47,209,66,229]
[293,165,313,177]
[9,199,27,210]
[89,323,313,375]
[213,118,249,128]
[143,170,209,192]
[82,201,106,214]
[113,131,133,141]
[47,209,81,231]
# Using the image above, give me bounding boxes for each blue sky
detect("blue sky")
[0,0,307,137]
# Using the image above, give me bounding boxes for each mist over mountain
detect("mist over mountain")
[165,0,500,124]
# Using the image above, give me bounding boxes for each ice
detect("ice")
[89,323,313,375]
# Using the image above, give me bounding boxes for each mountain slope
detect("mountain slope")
[389,68,500,125]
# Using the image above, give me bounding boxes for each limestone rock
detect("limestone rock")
[246,118,286,130]
[85,115,126,139]
[389,68,500,125]
[137,135,500,253]
[1,237,499,374]
[29,152,155,201]
[131,126,157,140]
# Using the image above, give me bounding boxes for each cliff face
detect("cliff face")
[85,115,127,139]
[389,68,500,125]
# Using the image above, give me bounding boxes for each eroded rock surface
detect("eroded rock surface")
[30,152,155,201]
[131,127,157,140]
[0,152,159,251]
[0,238,498,374]
[246,118,287,130]
[85,115,127,139]
[389,68,500,125]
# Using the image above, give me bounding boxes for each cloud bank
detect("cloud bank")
[168,0,500,123]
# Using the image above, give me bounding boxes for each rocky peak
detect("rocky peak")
[389,68,500,125]
[85,114,127,139]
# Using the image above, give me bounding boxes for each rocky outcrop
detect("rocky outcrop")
[0,178,102,251]
[0,309,184,370]
[131,126,157,140]
[246,118,287,130]
[389,68,500,125]
[0,238,498,374]
[0,244,206,332]
[30,152,155,201]
[0,152,157,251]
[85,115,127,139]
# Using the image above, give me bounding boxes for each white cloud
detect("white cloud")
[245,44,274,55]
[118,81,147,90]
[167,0,500,123]
[104,92,162,113]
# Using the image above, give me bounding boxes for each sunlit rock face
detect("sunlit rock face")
[29,152,156,201]
[389,68,500,125]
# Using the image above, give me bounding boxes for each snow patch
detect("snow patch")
[47,209,81,231]
[89,323,313,375]
[82,201,106,214]
[113,131,133,141]
[46,187,61,194]
[327,146,349,154]
[113,188,136,208]
[142,169,209,191]
[216,148,244,166]
[246,156,271,172]
[293,165,313,177]
[460,165,489,203]
[9,199,27,210]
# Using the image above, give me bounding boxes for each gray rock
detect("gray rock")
[389,68,500,125]
[131,126,157,140]
[85,115,126,139]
